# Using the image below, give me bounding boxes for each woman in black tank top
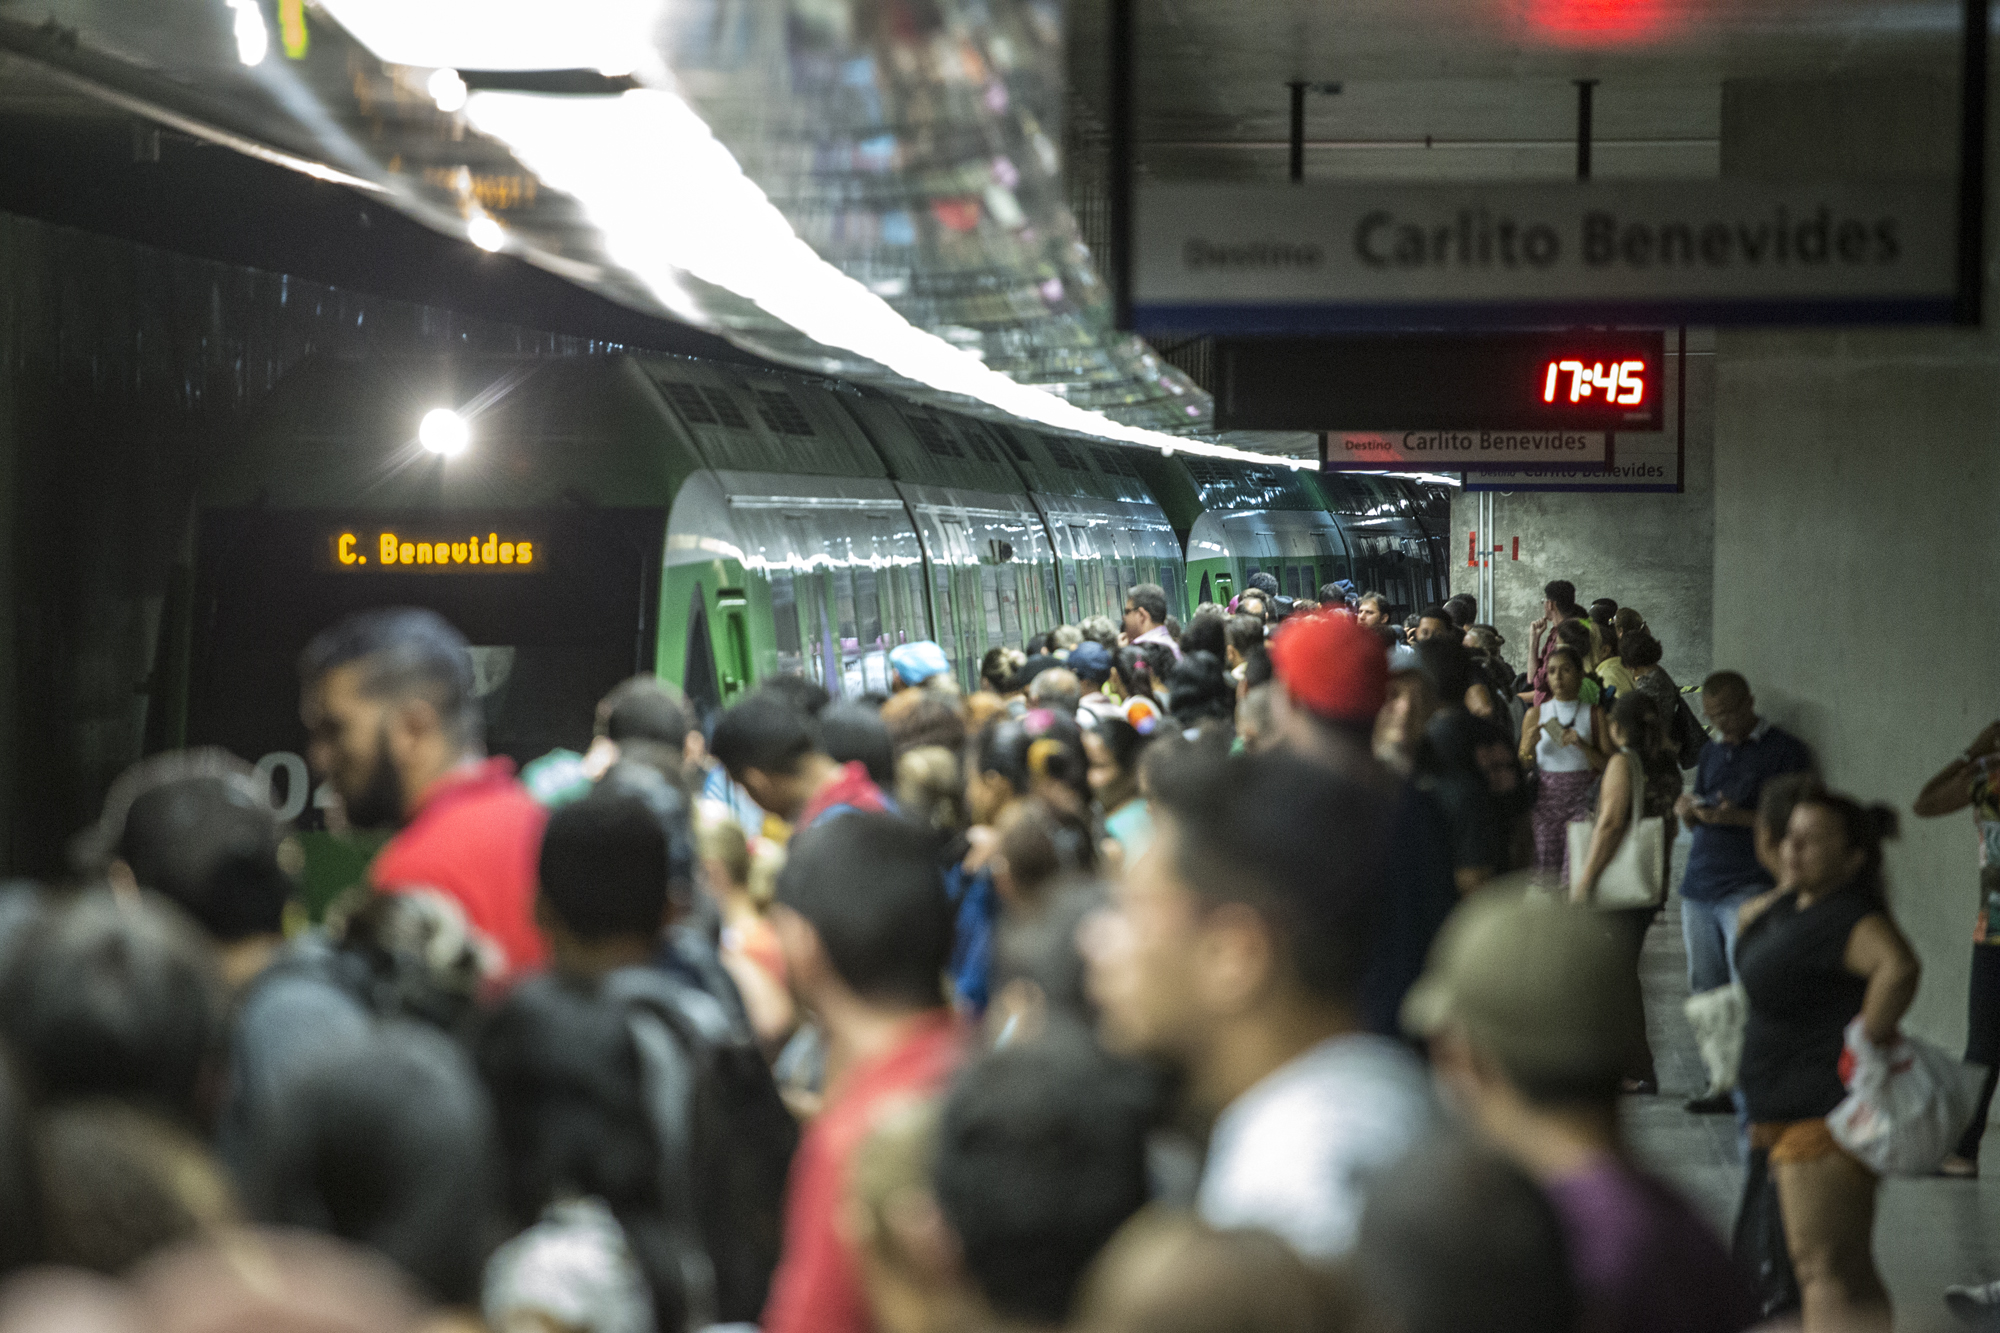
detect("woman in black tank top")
[1735,790,1920,1333]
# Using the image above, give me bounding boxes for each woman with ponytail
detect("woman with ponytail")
[1734,787,1921,1332]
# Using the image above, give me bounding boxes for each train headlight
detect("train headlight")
[419,409,470,458]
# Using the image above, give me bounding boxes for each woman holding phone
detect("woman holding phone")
[1520,644,1608,880]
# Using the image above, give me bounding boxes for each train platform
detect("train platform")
[1630,882,1997,1333]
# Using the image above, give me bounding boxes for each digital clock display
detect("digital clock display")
[1213,331,1667,432]
[1541,358,1647,408]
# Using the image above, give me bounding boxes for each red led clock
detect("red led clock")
[1213,332,1667,432]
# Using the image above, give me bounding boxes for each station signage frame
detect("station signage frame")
[1214,330,1664,433]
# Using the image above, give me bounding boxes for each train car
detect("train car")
[1138,454,1353,611]
[178,345,1452,857]
[1311,472,1453,621]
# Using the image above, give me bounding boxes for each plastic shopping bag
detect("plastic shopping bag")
[1683,983,1747,1095]
[1825,1018,1987,1176]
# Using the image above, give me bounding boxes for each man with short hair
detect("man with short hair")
[763,814,964,1333]
[1406,894,1758,1333]
[1527,580,1599,705]
[1672,670,1812,1113]
[74,750,372,1180]
[1026,667,1083,720]
[1443,593,1478,629]
[932,1032,1152,1331]
[1354,592,1390,629]
[506,775,796,1324]
[1119,584,1182,662]
[1412,605,1457,644]
[299,607,548,976]
[1081,749,1434,1261]
[710,690,893,830]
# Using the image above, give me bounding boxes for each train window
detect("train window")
[769,571,803,677]
[660,380,718,425]
[995,427,1032,462]
[962,425,1000,463]
[910,416,964,459]
[756,391,817,437]
[701,387,750,429]
[996,565,1023,645]
[1041,436,1086,471]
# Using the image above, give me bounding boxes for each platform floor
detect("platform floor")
[1626,891,1994,1332]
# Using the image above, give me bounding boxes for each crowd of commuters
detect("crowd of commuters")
[0,573,1963,1333]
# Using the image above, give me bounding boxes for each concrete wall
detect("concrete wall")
[1450,344,1717,697]
[1713,76,2000,1048]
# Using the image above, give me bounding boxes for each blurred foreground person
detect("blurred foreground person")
[1266,612,1458,1036]
[34,1099,238,1276]
[763,814,964,1333]
[71,750,373,1180]
[929,1033,1152,1330]
[0,888,224,1129]
[1405,894,1756,1333]
[1072,1209,1354,1333]
[299,608,548,977]
[849,1045,1154,1333]
[1081,750,1433,1261]
[256,1021,500,1308]
[0,1229,437,1333]
[1351,1136,1578,1333]
[482,781,795,1329]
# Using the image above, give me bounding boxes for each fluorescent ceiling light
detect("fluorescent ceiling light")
[313,0,654,72]
[463,88,1309,468]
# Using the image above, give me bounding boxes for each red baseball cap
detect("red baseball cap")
[1269,612,1388,723]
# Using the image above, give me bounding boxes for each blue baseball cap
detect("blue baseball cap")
[1067,640,1113,684]
[889,640,952,686]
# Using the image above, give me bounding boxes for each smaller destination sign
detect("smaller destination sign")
[323,528,542,572]
[1324,430,1608,472]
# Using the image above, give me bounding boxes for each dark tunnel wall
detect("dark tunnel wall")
[0,209,623,876]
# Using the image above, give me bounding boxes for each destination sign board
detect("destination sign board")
[322,527,541,572]
[1135,180,1958,332]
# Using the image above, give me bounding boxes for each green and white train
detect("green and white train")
[178,350,1448,812]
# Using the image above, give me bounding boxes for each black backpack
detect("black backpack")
[604,967,798,1329]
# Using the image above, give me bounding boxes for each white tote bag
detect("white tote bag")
[1826,1017,1988,1176]
[1567,748,1667,909]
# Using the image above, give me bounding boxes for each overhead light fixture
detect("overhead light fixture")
[466,215,505,252]
[418,408,470,457]
[226,0,269,65]
[427,68,469,113]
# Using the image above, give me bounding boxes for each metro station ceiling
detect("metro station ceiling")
[0,0,1974,459]
[1071,0,1967,184]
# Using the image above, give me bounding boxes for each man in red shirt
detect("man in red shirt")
[299,608,547,977]
[762,812,962,1333]
[710,691,893,832]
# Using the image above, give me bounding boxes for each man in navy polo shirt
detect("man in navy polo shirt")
[1673,670,1813,1113]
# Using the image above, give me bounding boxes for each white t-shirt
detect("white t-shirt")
[1197,1033,1436,1260]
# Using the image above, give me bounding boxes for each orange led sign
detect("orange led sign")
[327,530,539,572]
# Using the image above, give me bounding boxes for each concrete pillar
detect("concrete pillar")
[1715,74,2000,1046]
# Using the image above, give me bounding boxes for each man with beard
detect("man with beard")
[300,607,548,977]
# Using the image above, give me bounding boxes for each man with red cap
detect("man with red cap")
[1267,612,1460,1037]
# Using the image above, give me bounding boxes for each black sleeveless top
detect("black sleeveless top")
[1736,887,1878,1122]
